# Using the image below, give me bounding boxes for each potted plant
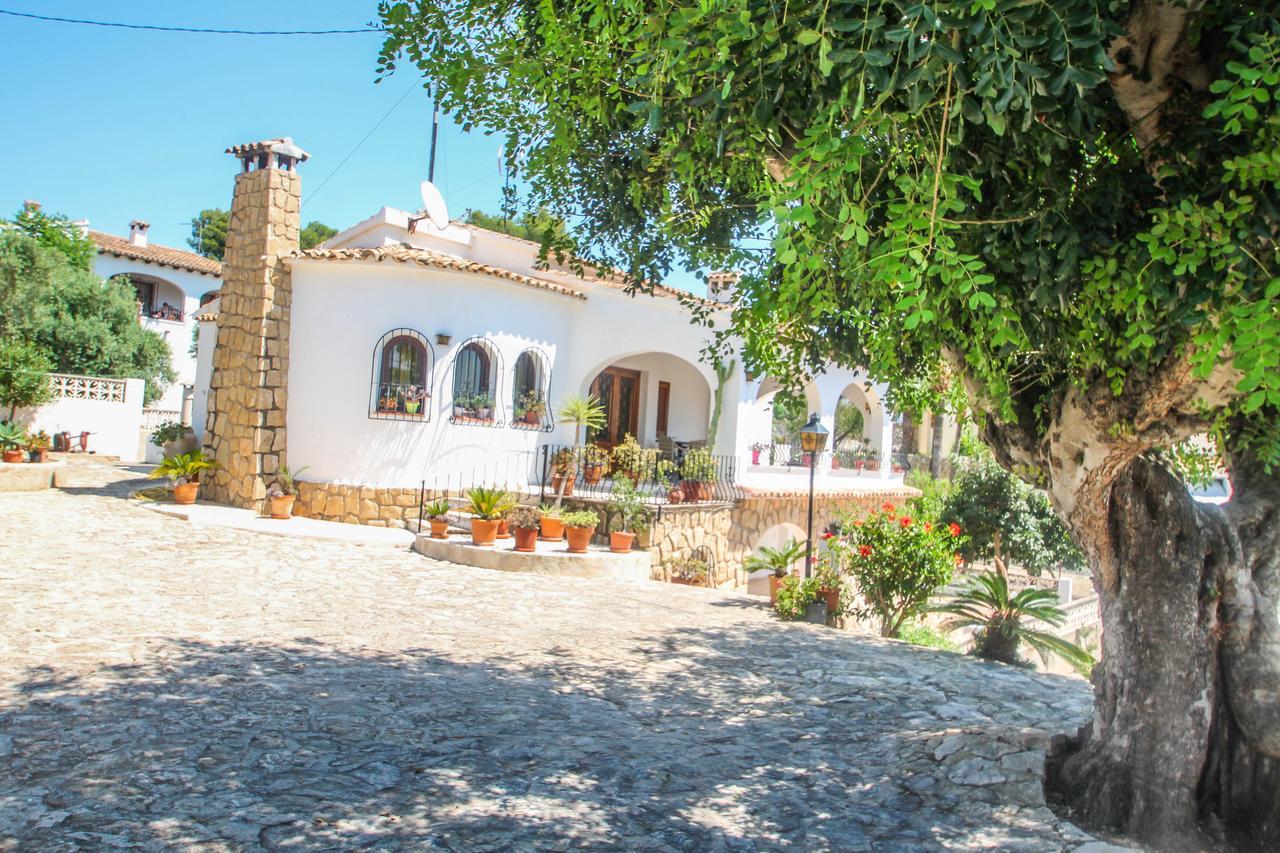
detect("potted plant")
[551,394,607,506]
[582,444,609,484]
[538,503,566,541]
[466,486,508,546]
[266,464,309,519]
[149,450,219,505]
[473,392,495,420]
[403,385,426,415]
[744,539,805,605]
[150,420,196,457]
[680,447,717,502]
[611,434,656,484]
[494,490,516,539]
[814,557,843,625]
[775,575,826,623]
[505,504,542,552]
[607,477,651,552]
[562,509,599,553]
[519,390,546,425]
[551,447,576,495]
[26,430,51,463]
[424,498,452,538]
[453,394,469,418]
[668,558,710,586]
[0,422,28,463]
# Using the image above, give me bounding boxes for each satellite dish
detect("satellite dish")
[419,181,449,230]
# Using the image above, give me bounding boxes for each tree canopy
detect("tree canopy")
[4,201,95,271]
[188,208,229,260]
[379,1,1280,845]
[0,231,174,404]
[463,207,574,248]
[300,221,339,250]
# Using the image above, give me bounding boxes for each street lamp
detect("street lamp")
[800,413,829,578]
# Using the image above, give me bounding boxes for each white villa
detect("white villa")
[194,138,924,579]
[89,220,222,413]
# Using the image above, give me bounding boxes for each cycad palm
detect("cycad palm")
[551,394,607,506]
[933,571,1094,675]
[744,539,806,578]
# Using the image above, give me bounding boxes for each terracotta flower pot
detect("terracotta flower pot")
[820,587,840,616]
[672,575,704,587]
[539,516,565,541]
[667,486,684,504]
[565,525,593,553]
[471,518,500,546]
[551,473,575,496]
[268,494,295,519]
[2,449,24,463]
[513,526,539,552]
[524,410,541,425]
[583,464,604,485]
[28,449,48,464]
[174,482,199,505]
[496,519,512,539]
[429,519,450,539]
[610,531,635,553]
[769,574,784,605]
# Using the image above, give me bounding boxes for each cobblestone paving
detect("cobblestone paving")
[1,460,1097,850]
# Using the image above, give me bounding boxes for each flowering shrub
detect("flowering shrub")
[832,505,964,638]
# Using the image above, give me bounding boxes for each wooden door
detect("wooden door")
[590,366,641,447]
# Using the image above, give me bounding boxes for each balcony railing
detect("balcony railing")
[535,444,743,506]
[140,303,185,323]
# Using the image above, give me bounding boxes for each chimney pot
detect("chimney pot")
[128,219,150,247]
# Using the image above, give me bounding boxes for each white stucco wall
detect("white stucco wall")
[16,376,146,462]
[192,315,218,443]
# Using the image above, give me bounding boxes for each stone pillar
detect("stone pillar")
[202,138,307,510]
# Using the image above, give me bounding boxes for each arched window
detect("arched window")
[450,338,503,425]
[511,348,552,430]
[370,329,433,420]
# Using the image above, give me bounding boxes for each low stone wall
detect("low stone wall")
[0,460,66,492]
[648,503,735,584]
[293,481,430,527]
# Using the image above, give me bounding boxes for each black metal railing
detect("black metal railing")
[373,383,430,419]
[748,442,896,473]
[535,444,743,506]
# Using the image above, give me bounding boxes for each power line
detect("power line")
[0,8,380,35]
[305,81,422,206]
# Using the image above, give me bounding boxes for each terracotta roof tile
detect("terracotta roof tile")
[89,231,222,278]
[288,244,588,301]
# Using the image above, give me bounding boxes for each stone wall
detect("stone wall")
[293,481,431,528]
[202,164,300,509]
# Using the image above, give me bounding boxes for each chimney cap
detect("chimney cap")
[129,219,150,230]
[226,137,310,162]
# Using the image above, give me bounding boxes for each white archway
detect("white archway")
[577,350,714,448]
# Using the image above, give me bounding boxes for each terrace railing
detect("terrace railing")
[535,444,743,506]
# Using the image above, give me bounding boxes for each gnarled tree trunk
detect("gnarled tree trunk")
[1043,451,1280,850]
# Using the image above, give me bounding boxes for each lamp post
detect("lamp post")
[799,413,829,578]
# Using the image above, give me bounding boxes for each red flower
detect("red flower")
[858,545,873,557]
[881,502,896,512]
[853,520,863,528]
[948,522,962,537]
[954,553,963,565]
[900,516,913,527]
[924,522,933,532]
[821,531,834,540]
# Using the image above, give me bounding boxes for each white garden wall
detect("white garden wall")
[16,374,146,462]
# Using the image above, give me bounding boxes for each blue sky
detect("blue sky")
[0,2,703,291]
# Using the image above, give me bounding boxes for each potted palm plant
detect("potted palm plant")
[0,422,28,463]
[551,394,607,505]
[505,504,542,552]
[266,464,309,518]
[149,450,219,505]
[562,509,599,554]
[466,486,508,546]
[744,539,805,605]
[424,498,452,538]
[538,504,565,541]
[606,477,651,552]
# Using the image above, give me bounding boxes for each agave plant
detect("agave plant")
[466,486,512,520]
[932,571,1094,675]
[149,451,219,485]
[743,539,806,578]
[0,421,27,451]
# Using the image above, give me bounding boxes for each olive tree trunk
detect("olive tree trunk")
[1039,444,1280,849]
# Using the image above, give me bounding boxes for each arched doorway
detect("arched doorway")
[583,352,712,449]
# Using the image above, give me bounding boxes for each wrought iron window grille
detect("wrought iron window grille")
[449,337,504,428]
[509,347,555,433]
[369,328,434,422]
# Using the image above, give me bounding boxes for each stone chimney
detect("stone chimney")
[128,220,150,247]
[707,270,740,304]
[201,137,308,510]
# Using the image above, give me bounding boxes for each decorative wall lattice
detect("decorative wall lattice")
[49,374,127,403]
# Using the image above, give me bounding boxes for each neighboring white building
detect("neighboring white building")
[89,221,222,412]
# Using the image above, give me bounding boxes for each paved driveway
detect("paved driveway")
[0,461,1096,850]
